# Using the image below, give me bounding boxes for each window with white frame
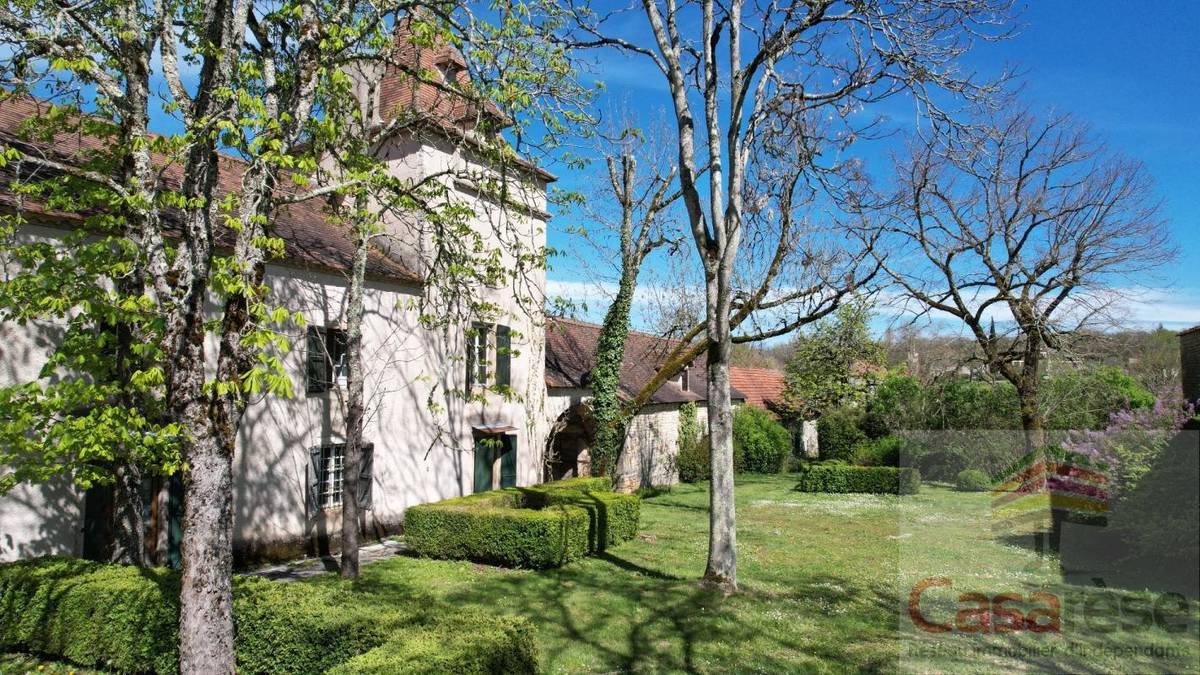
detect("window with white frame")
[307,442,374,514]
[467,322,490,389]
[318,444,344,509]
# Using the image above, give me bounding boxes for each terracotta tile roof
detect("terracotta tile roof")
[375,19,555,183]
[545,316,746,406]
[379,17,507,130]
[0,95,421,284]
[729,366,787,416]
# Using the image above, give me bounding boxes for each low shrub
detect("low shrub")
[405,478,640,567]
[677,435,711,483]
[0,558,542,674]
[853,435,904,467]
[817,408,867,462]
[955,469,992,492]
[233,579,404,675]
[795,465,921,495]
[914,447,972,482]
[733,406,791,473]
[530,489,640,552]
[405,501,589,568]
[0,557,179,673]
[328,611,538,675]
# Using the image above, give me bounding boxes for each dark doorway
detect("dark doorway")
[546,403,595,481]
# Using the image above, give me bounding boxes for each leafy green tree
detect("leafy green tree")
[2,1,589,667]
[780,299,885,421]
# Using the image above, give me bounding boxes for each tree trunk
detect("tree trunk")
[703,273,737,591]
[1017,346,1045,452]
[109,463,145,566]
[340,225,369,579]
[178,429,235,674]
[589,264,640,482]
[1019,387,1045,453]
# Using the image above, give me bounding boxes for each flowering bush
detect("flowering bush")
[1063,388,1195,498]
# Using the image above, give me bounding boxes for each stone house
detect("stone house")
[544,318,745,490]
[729,366,817,458]
[0,28,552,564]
[0,32,734,565]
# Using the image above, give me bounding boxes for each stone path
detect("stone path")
[245,538,409,582]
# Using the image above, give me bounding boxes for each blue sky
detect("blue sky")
[545,1,1200,334]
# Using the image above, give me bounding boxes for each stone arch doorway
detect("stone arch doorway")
[545,402,595,481]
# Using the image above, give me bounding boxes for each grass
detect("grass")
[5,475,1197,673]
[321,475,1199,673]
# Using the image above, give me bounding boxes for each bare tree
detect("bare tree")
[576,124,685,479]
[879,108,1173,449]
[564,0,1012,590]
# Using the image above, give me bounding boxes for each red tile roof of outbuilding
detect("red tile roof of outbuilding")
[729,366,787,416]
[545,317,746,406]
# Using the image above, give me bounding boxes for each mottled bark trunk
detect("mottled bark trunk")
[110,298,146,567]
[590,265,640,481]
[1019,386,1045,453]
[178,427,235,674]
[109,463,145,566]
[340,226,369,579]
[1018,346,1045,453]
[703,272,737,592]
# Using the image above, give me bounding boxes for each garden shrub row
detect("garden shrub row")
[0,557,536,674]
[328,611,538,675]
[404,478,640,568]
[795,464,921,495]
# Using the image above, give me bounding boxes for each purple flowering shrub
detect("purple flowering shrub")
[1063,388,1196,498]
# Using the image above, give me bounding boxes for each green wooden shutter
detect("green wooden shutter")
[496,325,511,387]
[499,435,517,488]
[473,437,493,493]
[306,326,329,394]
[465,327,476,389]
[307,446,323,515]
[357,443,374,510]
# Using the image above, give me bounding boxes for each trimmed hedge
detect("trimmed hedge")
[328,611,537,675]
[0,558,539,674]
[795,465,921,495]
[233,579,405,675]
[405,479,640,568]
[405,501,590,568]
[0,557,179,673]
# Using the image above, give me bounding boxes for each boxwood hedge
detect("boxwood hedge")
[328,611,537,675]
[404,478,640,568]
[0,557,537,674]
[0,557,179,674]
[795,465,921,495]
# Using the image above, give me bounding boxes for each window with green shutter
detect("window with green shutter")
[306,326,348,394]
[467,322,490,389]
[495,324,511,387]
[306,442,373,514]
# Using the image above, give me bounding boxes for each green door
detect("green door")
[499,435,517,488]
[473,437,494,493]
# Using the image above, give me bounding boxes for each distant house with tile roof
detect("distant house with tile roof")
[543,317,746,490]
[729,366,819,458]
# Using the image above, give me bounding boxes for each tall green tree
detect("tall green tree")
[2,1,590,668]
[779,298,885,420]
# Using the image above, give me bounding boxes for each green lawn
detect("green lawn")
[4,475,1197,673]
[318,475,1198,673]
